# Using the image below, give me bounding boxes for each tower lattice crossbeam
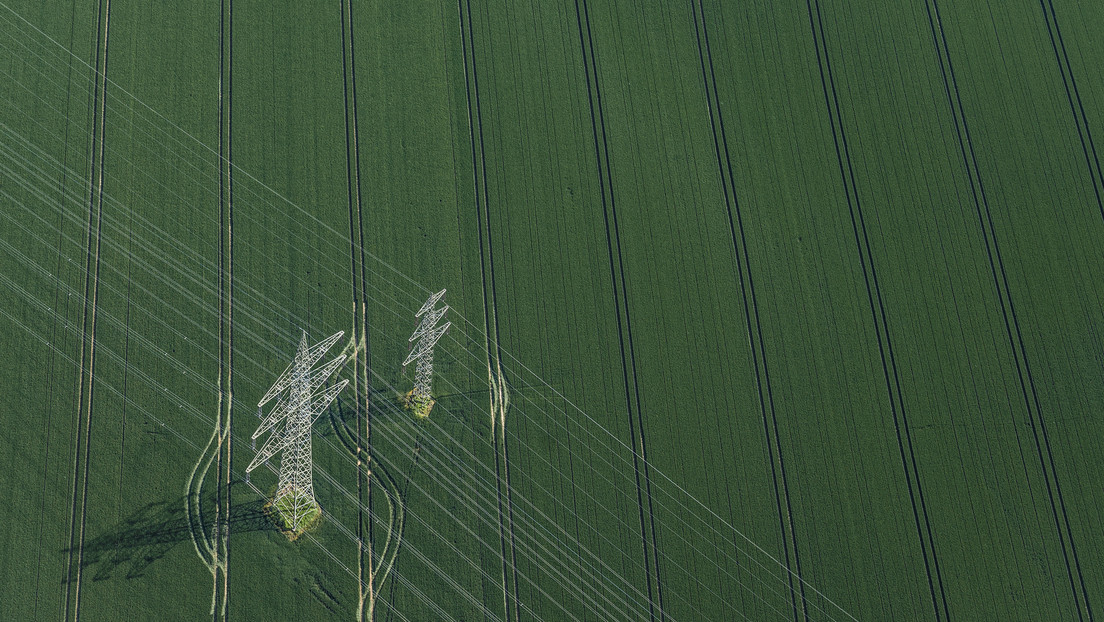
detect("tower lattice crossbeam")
[405,290,450,416]
[247,330,348,533]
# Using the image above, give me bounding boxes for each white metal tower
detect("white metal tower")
[247,330,348,533]
[404,290,450,417]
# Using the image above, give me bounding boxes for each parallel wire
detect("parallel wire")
[0,129,694,621]
[0,4,859,620]
[2,38,834,622]
[0,299,448,622]
[0,109,791,621]
[0,151,655,622]
[0,117,803,618]
[0,75,821,618]
[0,258,563,622]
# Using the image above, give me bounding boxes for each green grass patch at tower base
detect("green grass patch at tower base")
[264,490,322,541]
[402,389,435,420]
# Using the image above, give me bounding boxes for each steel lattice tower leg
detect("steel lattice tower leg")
[404,290,450,418]
[247,331,348,535]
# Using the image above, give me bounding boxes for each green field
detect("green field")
[1,1,1102,620]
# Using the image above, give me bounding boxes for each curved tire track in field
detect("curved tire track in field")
[1036,0,1104,222]
[572,1,665,619]
[370,461,404,616]
[185,427,219,567]
[806,1,950,620]
[336,0,377,617]
[184,1,235,617]
[63,2,111,619]
[329,405,404,621]
[924,1,1093,619]
[184,424,223,615]
[383,409,430,622]
[689,3,808,620]
[211,0,234,618]
[456,2,521,619]
[183,331,230,615]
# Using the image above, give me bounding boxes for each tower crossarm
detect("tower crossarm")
[246,425,288,473]
[307,353,347,389]
[257,331,345,407]
[253,392,291,440]
[253,395,293,440]
[249,379,348,471]
[257,332,308,408]
[403,322,451,367]
[306,380,350,426]
[415,289,447,317]
[248,330,350,533]
[252,356,348,440]
[409,305,449,342]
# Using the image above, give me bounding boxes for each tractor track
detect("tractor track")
[1035,0,1104,223]
[923,0,1093,618]
[456,1,521,619]
[689,2,807,619]
[337,0,376,617]
[383,415,425,622]
[329,405,404,620]
[186,427,220,568]
[572,0,664,619]
[212,0,234,617]
[807,1,951,619]
[63,1,110,619]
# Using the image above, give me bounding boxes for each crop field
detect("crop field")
[1,0,1102,620]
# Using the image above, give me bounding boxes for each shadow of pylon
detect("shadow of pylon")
[62,495,274,583]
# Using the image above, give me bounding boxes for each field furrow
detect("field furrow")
[0,3,97,619]
[924,0,1104,614]
[3,2,1103,620]
[336,0,375,617]
[807,1,950,619]
[925,0,1090,616]
[572,1,666,618]
[64,2,110,618]
[71,2,223,620]
[692,2,812,618]
[1035,0,1104,221]
[457,2,524,618]
[213,0,234,616]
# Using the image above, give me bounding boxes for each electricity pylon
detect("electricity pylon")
[247,330,348,533]
[404,290,450,418]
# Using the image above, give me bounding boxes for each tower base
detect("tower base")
[402,390,436,419]
[265,487,322,540]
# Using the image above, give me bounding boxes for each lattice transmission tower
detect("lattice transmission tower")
[247,330,349,534]
[404,289,450,418]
